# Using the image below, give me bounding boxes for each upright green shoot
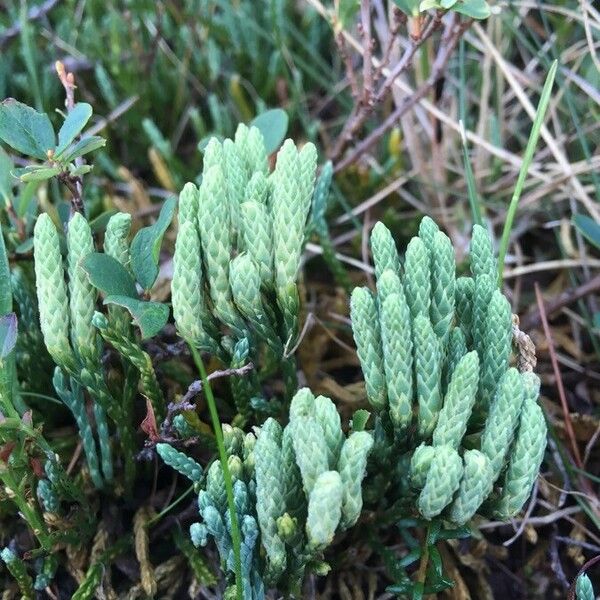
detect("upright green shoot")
[187,343,243,600]
[497,60,558,284]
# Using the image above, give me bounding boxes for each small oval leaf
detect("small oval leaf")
[16,166,60,182]
[81,253,139,298]
[130,197,177,290]
[452,0,491,19]
[55,103,93,157]
[0,99,55,160]
[573,214,600,251]
[0,313,18,359]
[250,109,289,155]
[0,147,14,206]
[0,228,11,315]
[61,135,106,163]
[103,295,169,339]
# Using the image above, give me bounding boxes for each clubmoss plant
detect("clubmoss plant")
[1,96,553,597]
[351,218,547,525]
[33,213,132,488]
[1,548,34,599]
[575,573,595,600]
[172,125,318,418]
[159,388,372,598]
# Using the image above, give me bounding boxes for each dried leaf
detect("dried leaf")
[0,441,16,463]
[140,398,159,442]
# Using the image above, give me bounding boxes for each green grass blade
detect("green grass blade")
[19,2,43,112]
[497,60,558,285]
[187,342,243,600]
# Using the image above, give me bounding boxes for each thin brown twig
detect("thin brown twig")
[55,61,84,214]
[478,505,581,529]
[335,16,473,172]
[284,313,315,358]
[374,12,442,105]
[541,478,600,511]
[180,363,254,404]
[503,258,600,279]
[555,536,600,554]
[360,0,374,106]
[549,529,570,589]
[535,309,600,527]
[334,167,418,224]
[534,282,583,468]
[502,479,539,546]
[66,439,83,475]
[583,423,600,467]
[329,12,446,162]
[555,508,600,547]
[335,32,360,100]
[309,0,551,177]
[372,7,404,84]
[146,363,255,450]
[304,241,374,274]
[86,95,140,136]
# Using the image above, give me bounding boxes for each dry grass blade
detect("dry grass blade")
[134,505,157,597]
[473,24,600,223]
[1,0,599,596]
[307,0,555,180]
[535,283,584,471]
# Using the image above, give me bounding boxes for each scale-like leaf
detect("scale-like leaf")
[351,410,371,432]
